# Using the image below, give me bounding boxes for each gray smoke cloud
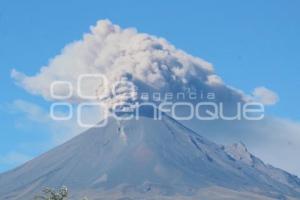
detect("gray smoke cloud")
[11,20,246,105]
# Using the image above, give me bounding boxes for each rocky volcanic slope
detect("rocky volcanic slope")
[0,114,299,200]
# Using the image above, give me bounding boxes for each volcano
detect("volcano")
[0,113,300,200]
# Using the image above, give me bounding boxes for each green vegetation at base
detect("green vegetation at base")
[34,186,88,200]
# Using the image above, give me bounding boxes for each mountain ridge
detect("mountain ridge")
[0,114,299,200]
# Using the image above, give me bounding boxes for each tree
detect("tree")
[34,186,88,200]
[34,186,68,200]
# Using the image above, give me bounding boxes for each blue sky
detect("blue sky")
[0,0,299,172]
